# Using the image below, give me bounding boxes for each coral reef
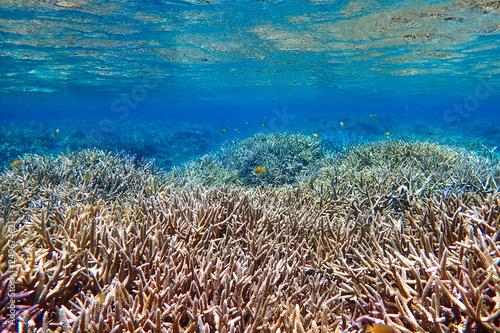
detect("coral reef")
[1,139,499,333]
[175,133,325,187]
[0,272,37,332]
[3,182,500,333]
[0,149,176,222]
[289,140,499,217]
[0,121,220,170]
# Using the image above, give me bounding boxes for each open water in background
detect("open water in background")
[0,0,499,164]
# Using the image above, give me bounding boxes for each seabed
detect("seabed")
[1,127,499,333]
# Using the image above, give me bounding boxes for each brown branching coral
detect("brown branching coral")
[337,191,500,332]
[3,187,499,333]
[1,142,499,333]
[0,149,177,221]
[4,186,338,332]
[292,140,499,217]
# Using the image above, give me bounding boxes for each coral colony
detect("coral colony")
[1,135,500,333]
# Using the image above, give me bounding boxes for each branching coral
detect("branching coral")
[170,155,240,187]
[1,140,499,333]
[2,183,499,332]
[0,149,178,221]
[468,0,500,12]
[293,140,499,217]
[3,186,340,332]
[174,132,325,187]
[0,271,37,332]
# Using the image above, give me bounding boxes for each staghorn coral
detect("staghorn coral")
[0,149,179,221]
[292,140,499,217]
[170,155,240,187]
[0,260,38,332]
[466,0,500,12]
[1,182,498,332]
[3,185,340,332]
[174,132,325,187]
[1,141,500,333]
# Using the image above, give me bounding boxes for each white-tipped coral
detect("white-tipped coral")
[1,139,499,333]
[174,132,325,187]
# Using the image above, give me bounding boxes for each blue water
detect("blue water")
[1,0,499,166]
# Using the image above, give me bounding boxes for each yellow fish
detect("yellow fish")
[254,166,266,174]
[69,132,75,136]
[54,128,60,135]
[222,128,226,134]
[385,132,392,136]
[365,324,396,333]
[10,160,22,168]
[262,123,266,127]
[312,133,319,139]
[370,114,376,118]
[340,121,344,127]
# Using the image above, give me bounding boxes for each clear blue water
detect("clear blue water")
[0,0,499,165]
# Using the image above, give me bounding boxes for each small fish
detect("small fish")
[340,121,345,127]
[254,166,266,174]
[365,323,396,333]
[262,123,266,127]
[245,122,249,125]
[69,132,75,136]
[10,160,22,168]
[312,133,319,139]
[54,128,60,135]
[385,132,392,136]
[222,128,226,134]
[370,114,376,118]
[226,119,230,122]
[234,128,238,132]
